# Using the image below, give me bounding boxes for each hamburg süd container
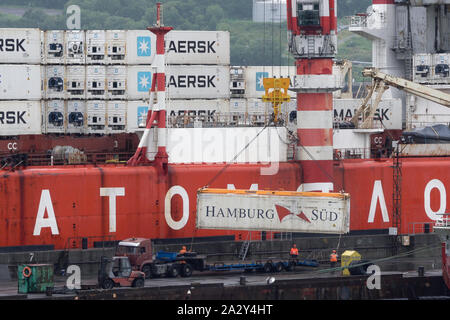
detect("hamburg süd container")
[0,65,42,100]
[196,189,350,234]
[0,28,42,64]
[0,101,42,136]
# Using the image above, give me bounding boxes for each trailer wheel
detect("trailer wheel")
[263,262,273,273]
[180,263,193,277]
[101,278,114,290]
[167,265,179,278]
[132,278,144,288]
[142,265,152,279]
[275,262,284,273]
[286,260,296,272]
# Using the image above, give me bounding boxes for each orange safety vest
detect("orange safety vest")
[290,247,299,255]
[330,253,338,262]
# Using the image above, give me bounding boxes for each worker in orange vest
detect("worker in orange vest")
[290,244,299,259]
[179,246,187,255]
[330,250,338,273]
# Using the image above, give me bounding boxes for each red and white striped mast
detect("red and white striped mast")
[128,3,172,168]
[286,0,340,192]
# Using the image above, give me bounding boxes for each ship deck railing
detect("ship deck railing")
[0,151,135,167]
[435,214,450,228]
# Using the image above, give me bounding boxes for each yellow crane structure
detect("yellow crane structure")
[261,77,291,123]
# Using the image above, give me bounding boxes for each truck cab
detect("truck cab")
[115,238,154,278]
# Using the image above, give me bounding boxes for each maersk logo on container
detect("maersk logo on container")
[137,106,148,126]
[0,38,26,52]
[137,72,152,92]
[256,72,269,91]
[137,36,151,57]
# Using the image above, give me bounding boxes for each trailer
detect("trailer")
[206,258,318,273]
[115,238,318,279]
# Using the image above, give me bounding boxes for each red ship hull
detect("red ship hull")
[1,157,449,250]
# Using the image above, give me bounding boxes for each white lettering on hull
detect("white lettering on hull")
[424,179,447,221]
[100,187,125,233]
[368,180,390,223]
[33,189,59,236]
[164,185,189,230]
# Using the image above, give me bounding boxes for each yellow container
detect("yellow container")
[341,250,361,276]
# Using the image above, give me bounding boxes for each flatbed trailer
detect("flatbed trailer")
[154,251,319,275]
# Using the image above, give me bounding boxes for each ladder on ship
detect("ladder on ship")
[239,232,252,261]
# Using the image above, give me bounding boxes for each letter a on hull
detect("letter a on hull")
[33,190,59,236]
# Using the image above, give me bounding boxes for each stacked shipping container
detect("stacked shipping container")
[0,28,405,138]
[0,29,231,136]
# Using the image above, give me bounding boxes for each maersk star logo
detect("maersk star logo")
[137,71,152,92]
[137,36,151,57]
[256,72,269,91]
[137,106,149,127]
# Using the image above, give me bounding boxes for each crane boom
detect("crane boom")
[362,67,450,108]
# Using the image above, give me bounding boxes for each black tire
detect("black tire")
[101,278,114,290]
[132,277,144,288]
[180,264,193,277]
[275,262,284,273]
[142,265,152,279]
[263,262,273,273]
[167,265,179,278]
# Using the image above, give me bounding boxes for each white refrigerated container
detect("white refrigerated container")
[67,100,86,134]
[106,65,127,99]
[87,100,106,134]
[106,101,126,133]
[86,30,106,64]
[44,30,65,64]
[66,65,86,99]
[45,65,66,99]
[44,100,65,133]
[65,30,85,64]
[86,65,106,99]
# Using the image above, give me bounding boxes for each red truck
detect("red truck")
[115,238,207,278]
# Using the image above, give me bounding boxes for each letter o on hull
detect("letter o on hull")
[165,186,189,230]
[424,179,447,221]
